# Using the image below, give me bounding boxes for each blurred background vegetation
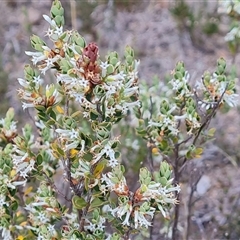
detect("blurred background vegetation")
[0,0,240,239]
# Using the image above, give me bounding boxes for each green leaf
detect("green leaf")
[106,64,114,75]
[174,72,183,79]
[89,198,107,211]
[207,128,216,137]
[90,111,98,121]
[36,154,43,165]
[126,55,133,65]
[136,127,147,136]
[114,151,120,159]
[72,196,87,210]
[6,108,15,121]
[71,230,82,238]
[159,177,167,186]
[83,152,93,162]
[194,147,203,158]
[71,111,82,118]
[8,188,16,197]
[11,200,18,211]
[54,15,64,27]
[36,105,46,112]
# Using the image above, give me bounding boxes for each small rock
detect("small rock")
[196,175,211,196]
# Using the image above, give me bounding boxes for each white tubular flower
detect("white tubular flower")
[18,78,29,88]
[25,51,46,65]
[157,203,167,218]
[33,76,43,87]
[170,79,182,91]
[68,43,80,55]
[37,212,49,224]
[106,71,126,82]
[92,143,117,165]
[134,206,154,229]
[105,106,116,117]
[108,156,118,168]
[45,28,54,37]
[134,59,140,72]
[164,185,181,194]
[148,120,161,127]
[104,143,115,158]
[55,128,79,139]
[47,224,56,235]
[54,26,63,36]
[40,56,59,75]
[31,201,48,207]
[234,2,240,14]
[0,195,9,207]
[100,61,109,78]
[224,27,240,42]
[57,74,75,84]
[122,210,131,226]
[100,173,114,188]
[12,149,27,160]
[65,141,79,151]
[6,179,27,189]
[223,93,239,107]
[123,86,139,98]
[85,216,106,232]
[22,102,35,110]
[104,84,117,97]
[110,200,132,221]
[16,162,29,172]
[43,14,57,28]
[0,227,12,240]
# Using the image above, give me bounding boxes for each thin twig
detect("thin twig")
[43,171,72,202]
[172,100,185,240]
[123,228,131,240]
[177,135,193,147]
[185,172,202,240]
[79,189,92,231]
[149,214,156,240]
[70,0,77,30]
[172,143,180,240]
[147,140,154,173]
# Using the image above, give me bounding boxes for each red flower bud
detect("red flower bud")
[83,42,98,63]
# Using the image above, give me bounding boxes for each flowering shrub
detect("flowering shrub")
[219,0,240,55]
[0,0,238,239]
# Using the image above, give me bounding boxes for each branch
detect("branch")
[79,189,92,231]
[179,83,229,173]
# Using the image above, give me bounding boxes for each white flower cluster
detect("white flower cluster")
[56,63,140,120]
[224,26,240,42]
[139,182,180,218]
[84,216,106,232]
[148,103,180,137]
[11,146,36,179]
[91,139,120,168]
[0,117,17,139]
[170,70,192,99]
[55,128,83,151]
[109,197,155,229]
[100,165,180,230]
[22,183,61,239]
[218,0,240,15]
[195,73,239,108]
